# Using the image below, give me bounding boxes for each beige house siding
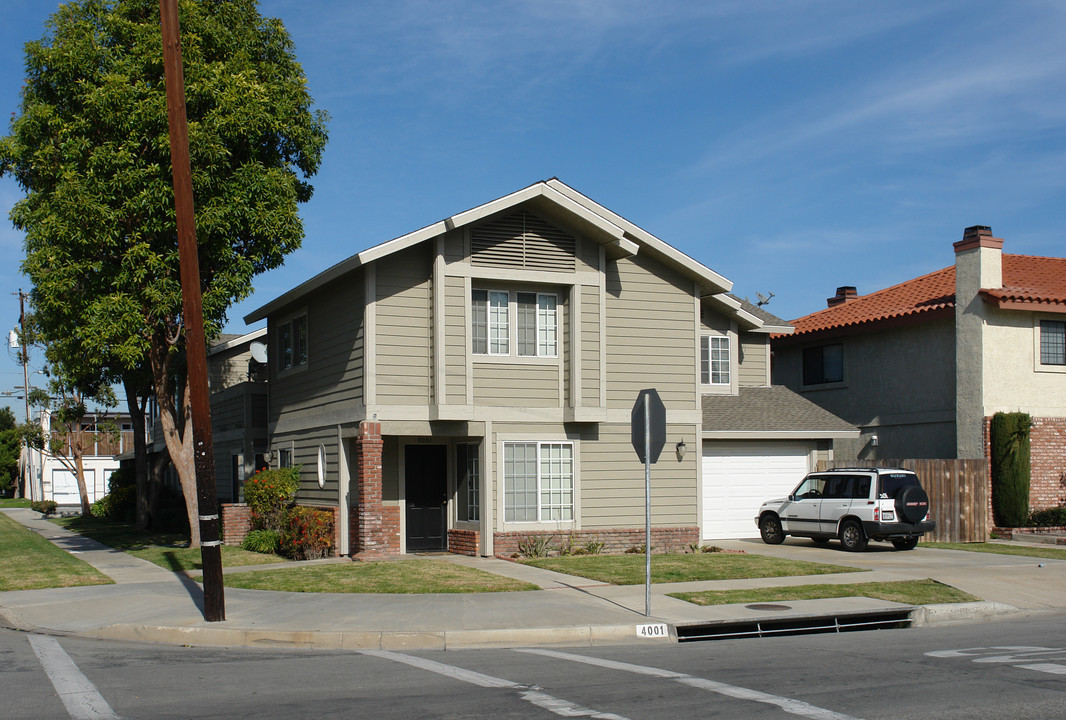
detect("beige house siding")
[605,254,697,409]
[580,283,601,407]
[269,274,366,421]
[271,425,339,506]
[444,275,468,405]
[738,335,769,387]
[473,363,560,406]
[580,422,698,528]
[375,246,433,406]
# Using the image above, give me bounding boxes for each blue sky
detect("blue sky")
[2,0,1065,418]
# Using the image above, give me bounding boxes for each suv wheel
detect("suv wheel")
[892,536,919,551]
[839,520,868,552]
[760,514,785,545]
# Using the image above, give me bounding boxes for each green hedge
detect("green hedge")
[990,412,1032,527]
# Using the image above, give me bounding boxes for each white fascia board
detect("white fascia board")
[750,325,794,335]
[705,293,764,330]
[546,178,732,294]
[701,430,861,440]
[208,326,266,355]
[245,181,632,323]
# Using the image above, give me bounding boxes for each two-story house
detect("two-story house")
[772,226,1066,514]
[244,179,856,556]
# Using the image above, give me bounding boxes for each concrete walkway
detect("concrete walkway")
[2,508,1062,650]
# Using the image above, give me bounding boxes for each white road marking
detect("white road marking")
[518,648,861,720]
[359,649,628,719]
[926,646,1066,677]
[27,635,120,720]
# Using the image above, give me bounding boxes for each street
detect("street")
[3,614,1064,719]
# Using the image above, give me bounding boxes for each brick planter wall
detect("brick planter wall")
[992,526,1066,544]
[448,529,479,556]
[492,526,699,559]
[221,503,252,546]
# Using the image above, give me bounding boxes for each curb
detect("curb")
[83,622,672,651]
[909,601,1024,626]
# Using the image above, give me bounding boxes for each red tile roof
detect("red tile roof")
[786,254,1066,338]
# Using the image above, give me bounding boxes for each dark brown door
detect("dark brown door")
[405,445,447,552]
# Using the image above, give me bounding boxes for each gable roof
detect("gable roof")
[245,179,758,326]
[783,254,1066,339]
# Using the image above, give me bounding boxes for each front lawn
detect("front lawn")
[0,498,33,508]
[0,512,112,591]
[520,552,861,585]
[54,516,291,573]
[671,578,978,606]
[924,542,1066,561]
[217,558,540,594]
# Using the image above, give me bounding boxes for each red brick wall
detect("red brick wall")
[354,421,399,558]
[448,528,479,556]
[984,415,1066,518]
[492,526,699,559]
[221,503,252,546]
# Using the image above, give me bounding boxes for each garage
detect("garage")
[701,442,812,540]
[50,468,98,505]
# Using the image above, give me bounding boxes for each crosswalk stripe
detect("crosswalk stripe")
[27,635,120,720]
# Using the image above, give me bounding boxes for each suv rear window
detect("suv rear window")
[878,473,920,499]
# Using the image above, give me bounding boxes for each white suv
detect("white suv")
[756,468,935,551]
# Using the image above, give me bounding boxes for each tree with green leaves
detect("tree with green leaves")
[0,408,21,497]
[1,0,328,545]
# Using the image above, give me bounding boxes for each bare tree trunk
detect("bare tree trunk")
[124,375,150,530]
[148,444,168,526]
[74,450,91,516]
[150,337,200,547]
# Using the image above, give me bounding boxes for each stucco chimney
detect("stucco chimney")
[954,225,1004,460]
[827,286,858,308]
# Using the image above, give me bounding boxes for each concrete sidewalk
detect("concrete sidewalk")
[1,508,1060,650]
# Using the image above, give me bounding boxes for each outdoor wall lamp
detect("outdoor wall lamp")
[870,434,879,447]
[676,439,687,461]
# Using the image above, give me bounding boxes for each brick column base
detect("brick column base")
[353,420,397,558]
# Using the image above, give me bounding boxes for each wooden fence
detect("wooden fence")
[817,459,988,543]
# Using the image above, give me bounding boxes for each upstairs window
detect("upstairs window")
[701,335,730,385]
[279,314,308,370]
[1040,320,1065,366]
[803,343,843,385]
[472,289,558,358]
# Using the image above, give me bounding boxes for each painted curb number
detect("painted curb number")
[637,623,669,638]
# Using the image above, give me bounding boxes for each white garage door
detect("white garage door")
[701,442,812,540]
[51,468,96,505]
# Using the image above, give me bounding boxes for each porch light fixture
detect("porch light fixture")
[675,439,687,461]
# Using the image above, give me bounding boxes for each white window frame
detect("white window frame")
[277,311,308,372]
[1034,316,1066,373]
[502,440,574,524]
[472,288,559,359]
[701,334,731,386]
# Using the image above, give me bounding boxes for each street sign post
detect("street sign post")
[632,389,666,616]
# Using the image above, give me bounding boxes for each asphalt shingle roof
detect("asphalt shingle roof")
[701,387,857,435]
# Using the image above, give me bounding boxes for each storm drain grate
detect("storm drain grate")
[675,609,914,642]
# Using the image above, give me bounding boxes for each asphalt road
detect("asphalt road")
[4,614,1065,719]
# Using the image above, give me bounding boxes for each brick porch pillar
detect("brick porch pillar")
[354,420,389,558]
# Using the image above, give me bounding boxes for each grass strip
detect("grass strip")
[218,558,539,594]
[670,579,977,606]
[520,552,861,585]
[0,498,33,508]
[53,516,290,573]
[0,512,112,591]
[924,542,1066,561]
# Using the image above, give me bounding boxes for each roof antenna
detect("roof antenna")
[756,291,775,307]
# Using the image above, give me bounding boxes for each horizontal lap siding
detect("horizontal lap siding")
[581,284,600,406]
[605,255,697,409]
[376,247,432,405]
[474,364,559,406]
[273,427,340,507]
[270,275,365,419]
[739,335,768,387]
[444,276,467,405]
[580,423,697,528]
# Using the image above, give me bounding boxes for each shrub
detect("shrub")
[516,534,554,558]
[1028,506,1066,527]
[241,529,281,554]
[90,484,136,522]
[990,412,1032,527]
[582,540,605,555]
[31,500,58,516]
[243,467,301,531]
[278,507,334,560]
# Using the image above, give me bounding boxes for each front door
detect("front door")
[405,444,447,552]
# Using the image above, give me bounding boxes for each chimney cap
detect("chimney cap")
[827,286,859,308]
[963,225,992,239]
[955,225,1003,253]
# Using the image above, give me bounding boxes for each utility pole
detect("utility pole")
[159,0,225,621]
[17,290,30,499]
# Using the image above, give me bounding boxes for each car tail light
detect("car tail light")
[874,507,880,522]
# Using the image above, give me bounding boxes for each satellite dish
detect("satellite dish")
[249,341,267,364]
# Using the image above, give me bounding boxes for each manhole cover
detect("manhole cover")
[745,603,792,611]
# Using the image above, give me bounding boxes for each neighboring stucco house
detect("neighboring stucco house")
[243,179,856,555]
[772,225,1066,512]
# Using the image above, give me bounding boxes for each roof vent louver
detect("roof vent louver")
[471,210,576,272]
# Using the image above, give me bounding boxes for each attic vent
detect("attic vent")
[471,211,576,272]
